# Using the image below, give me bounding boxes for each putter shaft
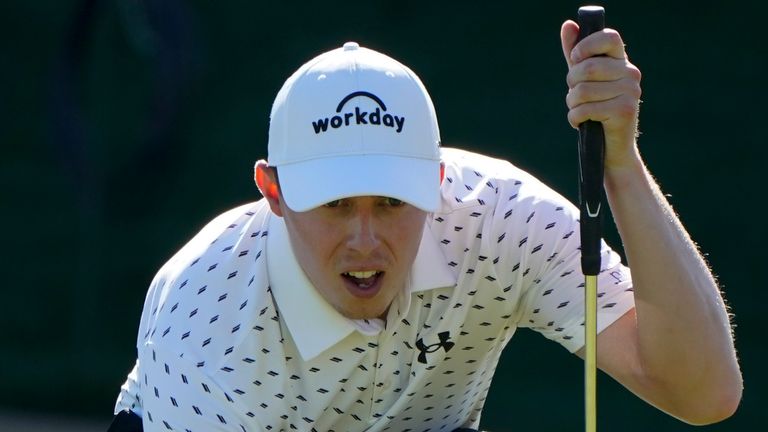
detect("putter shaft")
[585,275,598,432]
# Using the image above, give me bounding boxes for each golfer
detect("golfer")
[110,21,741,431]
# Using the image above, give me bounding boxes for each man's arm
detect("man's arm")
[561,20,742,424]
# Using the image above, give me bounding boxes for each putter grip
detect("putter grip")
[577,6,605,276]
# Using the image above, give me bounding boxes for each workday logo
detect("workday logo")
[311,91,406,134]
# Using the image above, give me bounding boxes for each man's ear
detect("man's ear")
[254,160,283,217]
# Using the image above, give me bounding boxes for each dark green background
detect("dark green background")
[2,0,765,429]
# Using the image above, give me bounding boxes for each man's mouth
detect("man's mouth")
[342,271,383,289]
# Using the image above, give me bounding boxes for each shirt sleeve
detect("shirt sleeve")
[492,172,635,353]
[114,361,143,417]
[113,202,272,430]
[112,204,258,422]
[135,341,260,431]
[113,263,171,418]
[520,237,635,353]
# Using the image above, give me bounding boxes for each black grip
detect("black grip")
[576,6,606,276]
[577,6,605,42]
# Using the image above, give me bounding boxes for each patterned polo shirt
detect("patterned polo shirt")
[114,148,635,431]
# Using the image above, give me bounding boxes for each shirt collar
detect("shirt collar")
[267,214,456,361]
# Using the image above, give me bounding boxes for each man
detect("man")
[111,20,742,431]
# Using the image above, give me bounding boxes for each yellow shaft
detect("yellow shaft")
[585,274,598,432]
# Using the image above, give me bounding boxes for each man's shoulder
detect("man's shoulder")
[194,201,271,244]
[136,199,274,355]
[440,147,514,173]
[161,200,271,269]
[433,147,579,242]
[439,147,545,188]
[437,147,555,211]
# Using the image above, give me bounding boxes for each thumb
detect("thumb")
[560,20,579,68]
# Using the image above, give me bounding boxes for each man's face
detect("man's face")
[279,195,427,320]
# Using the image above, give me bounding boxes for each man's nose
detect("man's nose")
[346,209,381,254]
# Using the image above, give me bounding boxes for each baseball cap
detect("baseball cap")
[267,41,442,212]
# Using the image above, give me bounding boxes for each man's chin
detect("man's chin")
[341,310,386,321]
[336,303,389,321]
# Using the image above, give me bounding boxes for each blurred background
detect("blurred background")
[2,0,765,430]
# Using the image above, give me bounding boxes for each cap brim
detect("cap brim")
[277,154,441,213]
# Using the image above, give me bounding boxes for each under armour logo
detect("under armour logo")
[415,331,454,364]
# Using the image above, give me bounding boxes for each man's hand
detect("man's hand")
[560,20,642,172]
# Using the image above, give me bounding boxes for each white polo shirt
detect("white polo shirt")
[115,148,634,431]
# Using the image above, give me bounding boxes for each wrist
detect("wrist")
[604,148,648,194]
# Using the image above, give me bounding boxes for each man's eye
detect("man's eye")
[384,197,404,207]
[324,200,342,208]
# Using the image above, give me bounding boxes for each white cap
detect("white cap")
[268,41,442,212]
